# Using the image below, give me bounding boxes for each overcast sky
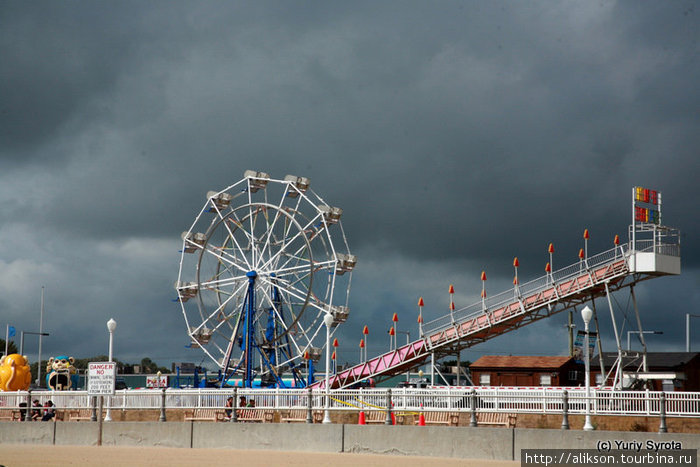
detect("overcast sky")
[1,1,698,376]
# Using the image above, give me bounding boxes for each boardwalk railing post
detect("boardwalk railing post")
[561,390,569,430]
[470,389,477,427]
[306,387,313,424]
[231,387,238,423]
[385,389,393,425]
[159,388,167,422]
[659,392,667,433]
[25,390,31,422]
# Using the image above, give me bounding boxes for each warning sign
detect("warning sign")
[88,362,116,395]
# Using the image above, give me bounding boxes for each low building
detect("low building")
[469,355,584,387]
[592,352,700,391]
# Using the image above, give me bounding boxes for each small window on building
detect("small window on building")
[595,373,603,385]
[479,374,491,386]
[539,374,552,386]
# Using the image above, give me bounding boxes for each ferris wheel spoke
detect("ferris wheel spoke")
[199,273,248,291]
[272,261,318,279]
[258,281,308,327]
[265,234,318,275]
[225,212,256,246]
[202,286,244,324]
[259,296,313,354]
[257,225,309,273]
[259,208,324,272]
[225,205,258,268]
[274,225,331,274]
[260,275,327,316]
[247,201,261,266]
[201,239,250,274]
[282,197,304,238]
[216,216,253,271]
[256,198,288,271]
[279,258,334,279]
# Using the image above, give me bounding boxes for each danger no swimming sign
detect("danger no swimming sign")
[87,362,116,396]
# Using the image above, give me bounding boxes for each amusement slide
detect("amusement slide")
[311,228,680,389]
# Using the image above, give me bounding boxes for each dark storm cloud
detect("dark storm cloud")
[1,1,698,367]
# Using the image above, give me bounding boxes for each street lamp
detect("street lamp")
[322,312,334,424]
[626,330,663,351]
[581,306,594,431]
[19,332,50,356]
[104,318,117,422]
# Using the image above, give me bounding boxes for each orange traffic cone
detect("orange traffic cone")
[418,405,426,426]
[358,411,366,425]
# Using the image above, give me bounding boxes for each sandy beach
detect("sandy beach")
[0,445,519,467]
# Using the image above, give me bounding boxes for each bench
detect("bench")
[0,410,22,421]
[364,410,393,424]
[184,408,226,422]
[236,408,273,423]
[414,411,459,426]
[477,412,516,428]
[280,409,323,423]
[68,409,95,422]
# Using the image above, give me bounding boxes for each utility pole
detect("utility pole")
[687,314,700,352]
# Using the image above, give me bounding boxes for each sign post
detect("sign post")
[88,362,115,446]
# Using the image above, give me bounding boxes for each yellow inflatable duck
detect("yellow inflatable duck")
[0,354,32,391]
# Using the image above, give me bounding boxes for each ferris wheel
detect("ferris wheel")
[176,171,355,387]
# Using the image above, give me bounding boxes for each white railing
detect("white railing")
[1,387,698,418]
[423,244,631,337]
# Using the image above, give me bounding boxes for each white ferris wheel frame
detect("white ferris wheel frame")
[176,173,353,376]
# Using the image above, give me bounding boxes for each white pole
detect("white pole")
[37,286,44,388]
[686,314,700,353]
[322,313,333,424]
[405,333,410,381]
[105,318,116,422]
[4,324,8,357]
[582,306,594,431]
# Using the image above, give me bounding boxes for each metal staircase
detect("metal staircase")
[312,225,680,389]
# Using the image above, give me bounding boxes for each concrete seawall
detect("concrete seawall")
[1,422,698,462]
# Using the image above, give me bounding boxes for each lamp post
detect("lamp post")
[37,286,45,388]
[322,312,334,424]
[19,332,50,357]
[104,318,117,422]
[626,330,663,350]
[581,306,594,431]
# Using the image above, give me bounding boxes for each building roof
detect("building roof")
[592,352,700,370]
[470,355,574,370]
